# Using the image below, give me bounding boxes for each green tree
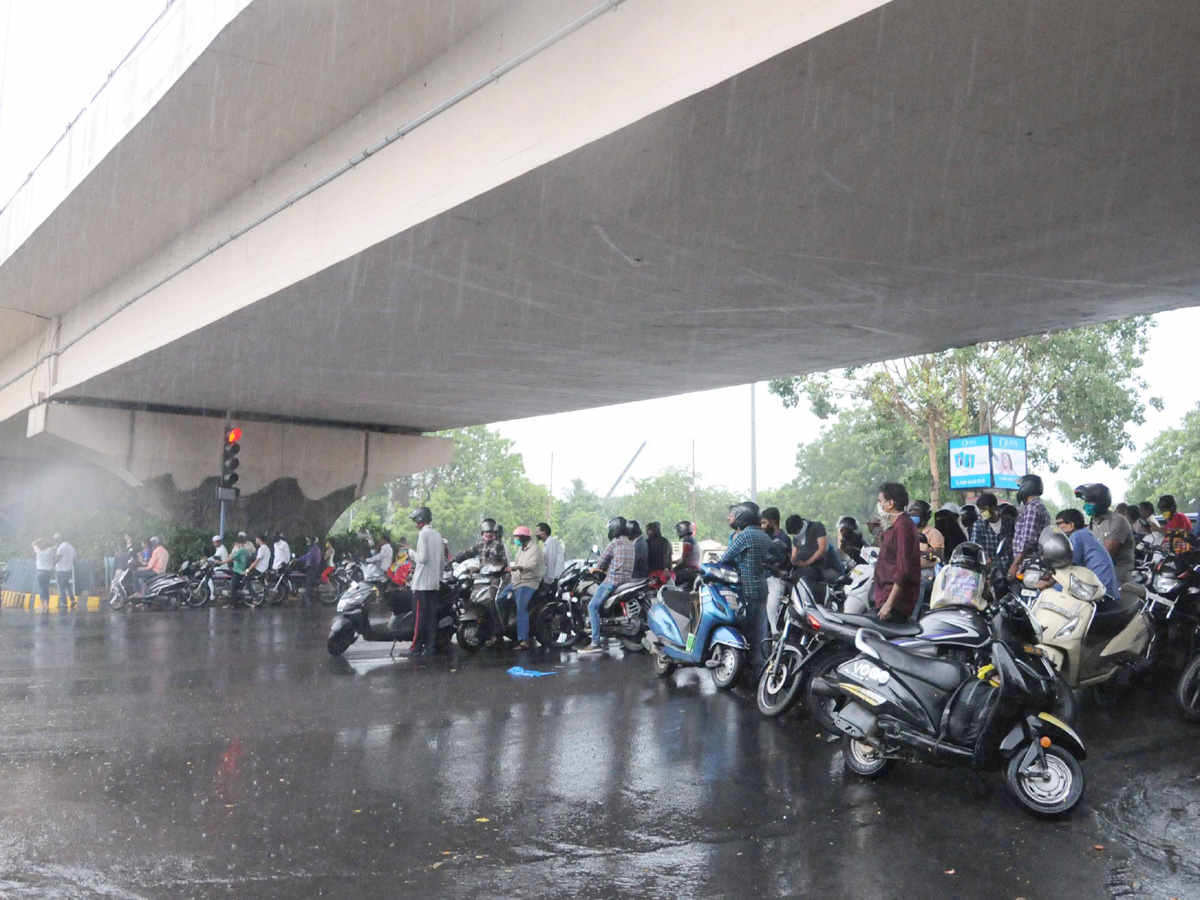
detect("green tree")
[1127,403,1200,510]
[621,466,740,543]
[769,318,1159,506]
[555,479,608,558]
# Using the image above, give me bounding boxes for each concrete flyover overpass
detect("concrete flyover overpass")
[0,0,1197,533]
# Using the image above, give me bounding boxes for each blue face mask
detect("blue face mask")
[910,515,921,525]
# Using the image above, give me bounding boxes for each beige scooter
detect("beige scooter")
[1019,532,1153,691]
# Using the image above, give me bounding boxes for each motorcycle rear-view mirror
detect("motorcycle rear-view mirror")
[591,544,599,554]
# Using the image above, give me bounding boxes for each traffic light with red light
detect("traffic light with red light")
[221,428,241,489]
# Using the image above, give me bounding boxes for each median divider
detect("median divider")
[1,591,103,612]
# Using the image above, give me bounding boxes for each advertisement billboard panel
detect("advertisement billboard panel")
[990,434,1027,490]
[948,434,992,490]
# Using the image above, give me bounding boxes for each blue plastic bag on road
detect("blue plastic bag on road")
[507,666,557,678]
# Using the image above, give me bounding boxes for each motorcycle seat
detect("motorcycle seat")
[860,630,969,693]
[834,612,921,638]
[1090,587,1143,640]
[610,579,650,598]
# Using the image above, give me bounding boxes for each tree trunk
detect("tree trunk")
[927,422,941,508]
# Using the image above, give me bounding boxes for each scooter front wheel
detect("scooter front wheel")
[1005,744,1084,818]
[327,625,357,656]
[710,645,744,690]
[757,646,805,717]
[109,589,126,611]
[456,618,489,652]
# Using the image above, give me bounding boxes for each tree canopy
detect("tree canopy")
[1127,402,1200,510]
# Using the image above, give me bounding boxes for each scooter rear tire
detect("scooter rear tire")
[806,649,857,732]
[456,618,488,652]
[843,736,893,778]
[1175,654,1200,722]
[619,636,646,653]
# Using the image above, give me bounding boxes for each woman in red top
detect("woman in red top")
[873,482,922,621]
[1154,495,1193,552]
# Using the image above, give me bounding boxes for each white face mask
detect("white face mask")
[876,501,890,519]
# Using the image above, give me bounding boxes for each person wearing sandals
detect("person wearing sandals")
[507,526,545,650]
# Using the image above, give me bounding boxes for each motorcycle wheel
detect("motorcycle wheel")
[620,636,647,653]
[317,578,341,606]
[652,652,675,677]
[842,736,893,778]
[327,627,357,656]
[109,589,126,611]
[456,618,489,652]
[265,582,286,606]
[244,583,266,609]
[1175,654,1200,722]
[710,645,744,691]
[1004,744,1084,818]
[185,582,209,608]
[806,650,857,732]
[533,605,577,650]
[757,646,805,718]
[165,590,182,610]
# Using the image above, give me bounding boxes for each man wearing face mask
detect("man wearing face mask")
[873,482,921,621]
[1076,483,1134,586]
[970,492,1002,562]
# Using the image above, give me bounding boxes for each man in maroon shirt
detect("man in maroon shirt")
[873,482,921,620]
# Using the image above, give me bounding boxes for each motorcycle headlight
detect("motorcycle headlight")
[1054,615,1080,639]
[1152,575,1179,594]
[1067,574,1101,602]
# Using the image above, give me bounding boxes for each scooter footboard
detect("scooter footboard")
[710,625,749,650]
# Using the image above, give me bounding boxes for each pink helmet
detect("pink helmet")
[512,526,532,538]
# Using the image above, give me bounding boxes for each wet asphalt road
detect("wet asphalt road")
[0,607,1195,900]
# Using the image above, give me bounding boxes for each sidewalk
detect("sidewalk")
[1,591,103,612]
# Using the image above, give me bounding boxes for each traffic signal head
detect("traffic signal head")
[221,428,241,488]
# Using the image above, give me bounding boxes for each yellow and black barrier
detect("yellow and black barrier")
[1,591,103,612]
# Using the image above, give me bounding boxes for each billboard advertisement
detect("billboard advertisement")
[948,434,1028,491]
[948,435,992,490]
[990,434,1027,490]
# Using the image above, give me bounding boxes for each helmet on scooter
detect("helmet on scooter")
[674,520,694,539]
[607,517,628,540]
[480,518,497,536]
[408,506,432,526]
[728,501,760,530]
[1073,483,1112,512]
[948,541,986,572]
[626,520,643,539]
[1015,474,1044,504]
[1037,526,1073,569]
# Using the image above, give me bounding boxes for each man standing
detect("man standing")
[873,482,921,621]
[408,507,443,656]
[536,523,565,586]
[718,501,773,676]
[644,522,673,584]
[578,517,636,655]
[33,539,54,606]
[1055,510,1120,599]
[759,507,791,635]
[970,492,1002,562]
[53,534,77,609]
[1076,483,1134,586]
[1009,474,1051,579]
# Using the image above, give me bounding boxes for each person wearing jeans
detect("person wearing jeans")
[54,535,77,609]
[33,539,55,606]
[506,526,545,650]
[578,517,635,654]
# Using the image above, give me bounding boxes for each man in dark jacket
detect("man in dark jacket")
[644,523,672,582]
[873,482,921,621]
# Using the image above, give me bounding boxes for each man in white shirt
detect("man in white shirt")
[272,533,292,570]
[210,535,229,563]
[536,523,565,584]
[362,537,394,583]
[251,536,272,574]
[408,507,443,656]
[53,534,77,609]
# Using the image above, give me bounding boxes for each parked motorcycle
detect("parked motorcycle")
[263,559,309,606]
[815,613,1087,818]
[326,577,456,656]
[109,565,189,610]
[1137,547,1200,720]
[454,562,510,651]
[645,563,749,690]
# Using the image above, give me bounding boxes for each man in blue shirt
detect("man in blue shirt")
[718,501,773,677]
[1055,509,1120,599]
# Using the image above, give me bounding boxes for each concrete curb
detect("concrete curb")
[1,591,103,612]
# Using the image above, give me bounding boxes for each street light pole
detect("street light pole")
[750,382,758,503]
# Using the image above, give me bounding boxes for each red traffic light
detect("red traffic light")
[226,427,242,444]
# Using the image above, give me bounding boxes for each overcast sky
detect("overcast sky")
[2,1,1196,507]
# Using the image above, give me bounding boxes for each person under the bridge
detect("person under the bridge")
[644,522,673,585]
[673,520,701,589]
[1054,510,1120,599]
[577,517,636,655]
[873,483,921,622]
[718,501,773,677]
[453,519,509,570]
[628,520,649,579]
[1009,474,1050,580]
[209,535,229,564]
[272,533,292,571]
[407,506,444,657]
[297,537,323,605]
[503,526,545,650]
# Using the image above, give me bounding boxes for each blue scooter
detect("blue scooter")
[644,563,749,689]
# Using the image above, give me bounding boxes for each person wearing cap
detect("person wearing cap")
[53,534,77,609]
[503,526,545,650]
[210,535,229,564]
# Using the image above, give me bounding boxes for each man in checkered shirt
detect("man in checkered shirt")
[577,517,636,654]
[1009,474,1050,579]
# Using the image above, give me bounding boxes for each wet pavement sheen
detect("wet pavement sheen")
[0,608,1195,899]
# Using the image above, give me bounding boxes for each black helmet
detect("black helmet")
[729,501,760,530]
[906,500,932,525]
[408,506,432,526]
[1038,526,1073,568]
[626,520,643,539]
[480,518,497,535]
[607,516,628,540]
[948,541,986,572]
[1016,474,1043,504]
[836,516,859,532]
[1073,483,1112,512]
[674,520,694,539]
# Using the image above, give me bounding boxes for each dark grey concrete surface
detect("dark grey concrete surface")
[0,608,1194,899]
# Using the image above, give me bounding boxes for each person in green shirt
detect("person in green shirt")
[228,540,253,607]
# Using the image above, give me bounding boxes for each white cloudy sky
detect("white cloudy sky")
[2,1,1196,507]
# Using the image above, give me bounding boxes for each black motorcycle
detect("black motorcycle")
[263,559,310,606]
[813,597,1087,819]
[533,556,597,649]
[326,575,456,656]
[1145,546,1200,720]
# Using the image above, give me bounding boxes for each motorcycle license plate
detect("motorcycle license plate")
[1020,588,1038,598]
